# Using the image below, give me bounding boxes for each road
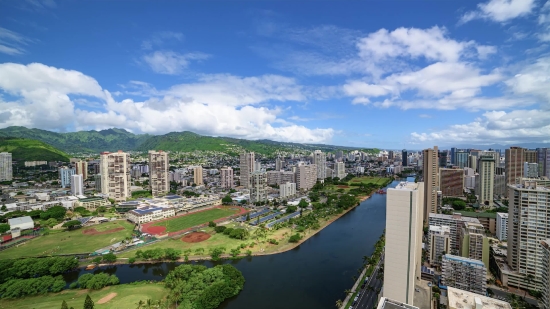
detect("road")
[488,287,539,306]
[352,254,384,309]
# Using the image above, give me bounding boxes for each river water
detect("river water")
[64,180,399,309]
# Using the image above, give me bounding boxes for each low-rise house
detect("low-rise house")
[7,216,34,231]
[127,206,175,224]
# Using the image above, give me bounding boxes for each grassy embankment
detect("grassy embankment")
[0,282,168,309]
[0,221,134,259]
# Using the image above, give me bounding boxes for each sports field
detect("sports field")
[0,282,168,309]
[0,220,134,259]
[144,207,245,234]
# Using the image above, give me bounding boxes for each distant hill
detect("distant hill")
[0,126,377,155]
[0,137,70,163]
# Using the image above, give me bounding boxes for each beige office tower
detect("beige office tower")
[193,166,203,185]
[428,225,451,267]
[250,171,268,203]
[100,151,131,202]
[469,155,477,171]
[239,151,255,188]
[505,147,525,189]
[220,166,234,189]
[384,181,424,304]
[296,163,317,191]
[459,222,489,268]
[148,150,169,197]
[422,146,439,226]
[478,156,495,207]
[75,160,88,180]
[312,150,326,181]
[508,179,550,291]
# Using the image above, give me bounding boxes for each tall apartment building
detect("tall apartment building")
[451,147,457,165]
[334,161,346,179]
[312,150,326,181]
[193,166,203,185]
[439,168,464,197]
[59,167,76,188]
[71,174,83,196]
[496,212,508,241]
[75,160,88,180]
[100,151,131,202]
[275,157,283,171]
[525,149,538,164]
[524,162,539,178]
[429,213,481,255]
[296,164,317,191]
[0,152,13,181]
[428,225,451,267]
[469,155,478,171]
[384,181,424,304]
[423,146,439,226]
[220,167,234,189]
[94,174,101,192]
[388,151,395,160]
[505,147,525,190]
[441,255,487,295]
[507,179,550,290]
[267,170,282,185]
[148,150,169,197]
[537,148,550,178]
[459,222,489,268]
[250,171,268,204]
[439,150,448,167]
[478,156,495,207]
[541,239,550,309]
[455,151,469,169]
[281,171,295,184]
[402,149,408,166]
[239,151,255,188]
[279,182,296,199]
[494,174,506,197]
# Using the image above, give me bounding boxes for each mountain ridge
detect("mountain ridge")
[0,137,70,163]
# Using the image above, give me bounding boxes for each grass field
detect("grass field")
[0,282,168,309]
[327,177,391,193]
[0,220,134,259]
[150,208,239,232]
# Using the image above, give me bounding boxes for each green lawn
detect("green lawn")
[151,208,239,232]
[0,282,168,309]
[0,220,134,259]
[350,176,391,185]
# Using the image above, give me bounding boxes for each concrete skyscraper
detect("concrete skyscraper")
[441,255,487,295]
[459,222,489,268]
[193,166,203,185]
[148,150,169,197]
[296,163,317,191]
[0,152,12,181]
[505,147,525,189]
[422,146,439,226]
[428,225,451,267]
[478,156,495,207]
[402,149,408,166]
[312,150,326,181]
[75,160,88,180]
[71,174,83,196]
[275,157,283,171]
[220,166,234,189]
[334,161,346,180]
[250,171,268,204]
[454,151,469,169]
[537,148,550,178]
[59,167,76,188]
[100,151,131,202]
[524,162,539,178]
[384,181,424,304]
[239,151,255,188]
[496,212,508,241]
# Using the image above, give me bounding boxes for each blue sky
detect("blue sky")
[0,0,549,149]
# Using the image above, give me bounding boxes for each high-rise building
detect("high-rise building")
[423,146,439,226]
[402,149,408,166]
[507,179,550,291]
[71,174,83,196]
[541,239,550,309]
[459,222,489,268]
[537,148,550,178]
[250,171,268,204]
[429,213,481,255]
[439,168,464,197]
[94,174,101,192]
[148,150,169,197]
[428,225,451,267]
[0,152,13,181]
[59,167,76,188]
[75,160,88,180]
[100,151,131,202]
[254,161,262,172]
[279,182,296,199]
[239,151,255,188]
[494,174,506,197]
[296,164,317,191]
[468,155,478,171]
[220,167,234,189]
[451,147,457,165]
[478,156,495,207]
[384,181,424,304]
[193,166,203,185]
[312,150,326,181]
[376,297,419,309]
[441,255,487,295]
[281,171,295,184]
[438,150,448,167]
[496,212,508,241]
[454,151,468,169]
[388,151,395,160]
[275,157,283,171]
[334,161,346,180]
[525,149,538,164]
[505,147,525,188]
[524,162,539,178]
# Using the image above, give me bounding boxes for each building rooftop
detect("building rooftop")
[131,206,173,215]
[455,211,497,219]
[429,213,481,223]
[443,254,485,267]
[377,297,419,309]
[7,216,33,226]
[447,287,511,309]
[392,181,420,191]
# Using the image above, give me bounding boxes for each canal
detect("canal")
[64,180,399,309]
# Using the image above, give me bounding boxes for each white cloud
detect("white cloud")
[142,50,209,75]
[141,31,184,50]
[0,62,333,144]
[0,27,33,55]
[538,1,550,41]
[460,0,537,23]
[506,56,550,104]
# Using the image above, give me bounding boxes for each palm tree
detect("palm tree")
[136,300,145,309]
[335,299,343,308]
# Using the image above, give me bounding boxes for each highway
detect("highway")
[352,254,384,309]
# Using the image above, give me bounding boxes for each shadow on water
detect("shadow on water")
[65,181,399,309]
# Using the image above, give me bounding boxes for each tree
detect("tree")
[61,300,68,309]
[208,221,216,227]
[0,223,10,233]
[222,195,233,205]
[298,199,309,209]
[84,294,94,309]
[335,299,343,308]
[62,220,82,230]
[102,253,117,263]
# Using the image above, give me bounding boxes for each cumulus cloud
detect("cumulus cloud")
[0,62,334,144]
[142,50,210,75]
[506,56,550,104]
[460,0,537,24]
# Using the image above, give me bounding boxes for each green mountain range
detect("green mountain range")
[0,137,70,163]
[0,126,378,155]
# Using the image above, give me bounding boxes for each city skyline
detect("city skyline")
[0,0,548,149]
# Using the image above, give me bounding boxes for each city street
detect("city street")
[353,254,385,309]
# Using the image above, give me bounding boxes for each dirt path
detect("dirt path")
[97,292,117,304]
